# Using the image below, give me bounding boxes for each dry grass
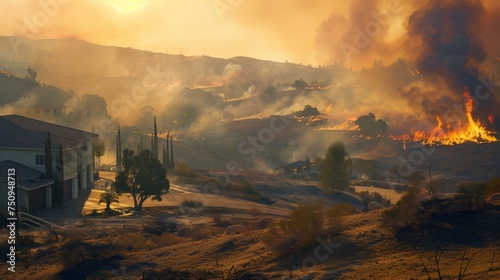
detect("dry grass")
[112,232,146,251]
[150,232,189,248]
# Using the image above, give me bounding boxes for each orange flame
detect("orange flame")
[489,114,495,125]
[325,102,334,114]
[319,120,359,131]
[392,89,497,145]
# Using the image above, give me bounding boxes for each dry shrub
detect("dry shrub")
[150,232,189,248]
[247,207,262,216]
[113,232,146,251]
[457,182,487,211]
[182,199,204,208]
[174,161,198,178]
[191,227,212,241]
[40,227,66,244]
[381,187,420,236]
[59,237,120,270]
[486,177,500,197]
[358,191,391,207]
[212,213,231,227]
[143,219,177,235]
[325,203,353,236]
[456,193,486,211]
[247,217,272,231]
[59,238,87,266]
[262,204,324,254]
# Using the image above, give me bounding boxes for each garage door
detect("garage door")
[63,180,72,201]
[29,187,46,212]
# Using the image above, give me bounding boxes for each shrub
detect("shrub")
[191,227,213,241]
[181,199,204,208]
[325,204,352,236]
[150,232,189,248]
[40,227,66,244]
[456,182,487,211]
[59,237,119,268]
[247,218,272,231]
[262,204,324,254]
[113,232,146,251]
[59,238,87,266]
[174,161,198,178]
[394,184,410,193]
[143,219,177,236]
[180,199,205,214]
[18,233,36,248]
[357,191,391,210]
[381,187,420,236]
[247,207,262,216]
[212,213,231,227]
[486,177,500,198]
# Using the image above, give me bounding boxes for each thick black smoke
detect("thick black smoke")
[406,0,498,129]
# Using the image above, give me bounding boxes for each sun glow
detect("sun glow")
[107,0,148,13]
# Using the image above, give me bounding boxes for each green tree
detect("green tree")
[319,141,352,194]
[153,115,158,159]
[354,113,388,137]
[114,149,170,210]
[26,67,37,83]
[264,85,276,96]
[98,183,119,211]
[93,137,106,168]
[293,79,308,90]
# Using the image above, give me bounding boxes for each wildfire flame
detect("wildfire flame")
[319,120,359,131]
[392,89,497,145]
[325,102,334,114]
[489,114,495,125]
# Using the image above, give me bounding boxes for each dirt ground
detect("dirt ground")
[2,204,500,279]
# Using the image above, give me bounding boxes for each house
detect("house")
[0,160,54,212]
[0,115,98,212]
[274,156,319,179]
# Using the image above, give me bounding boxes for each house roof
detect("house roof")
[275,160,308,170]
[0,115,97,150]
[0,160,54,190]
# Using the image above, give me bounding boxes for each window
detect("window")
[82,143,88,152]
[35,155,45,165]
[66,152,73,163]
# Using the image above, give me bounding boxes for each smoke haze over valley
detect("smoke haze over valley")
[2,1,500,279]
[1,0,500,182]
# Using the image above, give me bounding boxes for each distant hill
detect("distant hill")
[0,36,352,95]
[0,70,72,108]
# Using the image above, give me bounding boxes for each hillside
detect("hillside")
[2,204,499,279]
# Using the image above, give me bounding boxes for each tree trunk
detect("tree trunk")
[137,196,148,211]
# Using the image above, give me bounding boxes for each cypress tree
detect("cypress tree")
[54,144,64,205]
[170,134,175,169]
[162,145,167,168]
[165,131,170,168]
[44,132,53,179]
[150,133,153,154]
[153,116,158,159]
[116,125,122,172]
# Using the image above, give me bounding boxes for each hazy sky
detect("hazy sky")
[1,0,499,68]
[0,0,411,67]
